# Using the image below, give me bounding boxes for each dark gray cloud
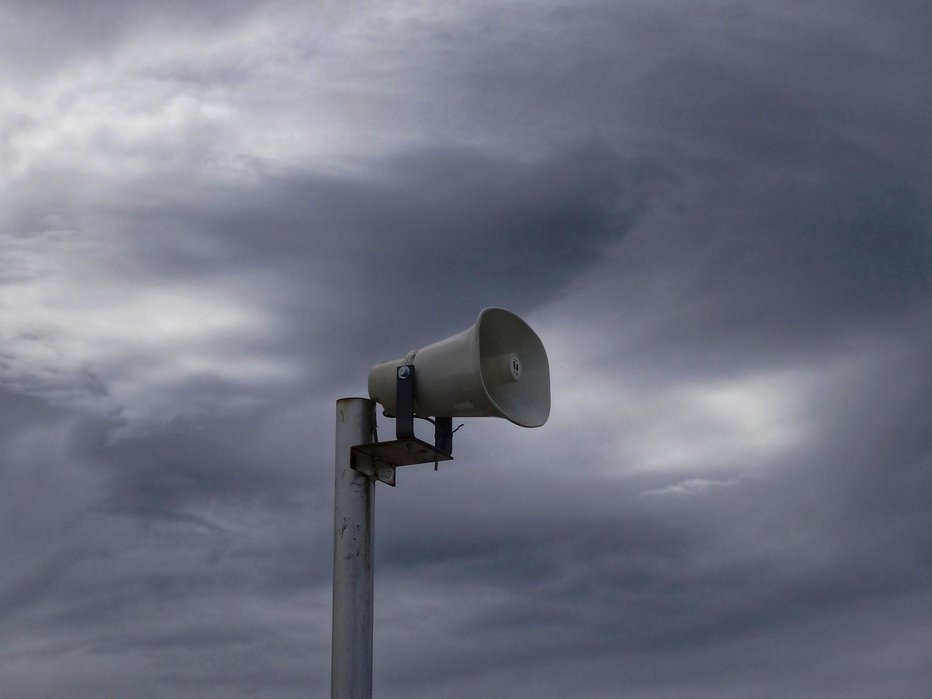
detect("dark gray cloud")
[1,140,647,404]
[1,1,931,697]
[368,329,932,697]
[173,143,654,364]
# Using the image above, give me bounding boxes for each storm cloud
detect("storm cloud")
[1,1,930,697]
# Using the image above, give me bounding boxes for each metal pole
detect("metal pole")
[331,398,376,699]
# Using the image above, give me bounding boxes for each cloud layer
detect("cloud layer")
[1,1,930,697]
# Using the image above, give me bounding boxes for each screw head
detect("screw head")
[397,366,412,379]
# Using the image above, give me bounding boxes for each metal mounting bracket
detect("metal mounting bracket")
[350,365,454,485]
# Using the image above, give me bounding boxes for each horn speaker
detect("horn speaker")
[367,307,550,427]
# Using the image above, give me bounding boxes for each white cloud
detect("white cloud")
[628,372,811,472]
[639,476,741,498]
[535,312,813,477]
[0,227,301,426]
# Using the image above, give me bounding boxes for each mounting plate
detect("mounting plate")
[351,438,453,487]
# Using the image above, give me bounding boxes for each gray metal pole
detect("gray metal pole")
[331,398,376,699]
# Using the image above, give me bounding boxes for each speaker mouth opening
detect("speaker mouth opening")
[476,308,550,428]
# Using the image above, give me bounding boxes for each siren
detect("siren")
[367,307,550,428]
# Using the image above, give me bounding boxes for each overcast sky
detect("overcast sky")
[2,1,930,697]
